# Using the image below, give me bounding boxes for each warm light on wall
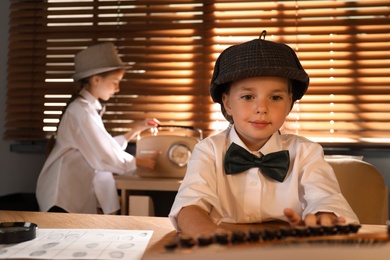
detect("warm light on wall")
[6,1,390,143]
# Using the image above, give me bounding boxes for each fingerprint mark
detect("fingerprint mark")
[109,251,124,259]
[30,250,47,257]
[65,234,80,241]
[73,252,87,258]
[47,233,64,240]
[41,242,60,249]
[85,242,99,249]
[117,243,135,249]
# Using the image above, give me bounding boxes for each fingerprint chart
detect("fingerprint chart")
[0,229,153,260]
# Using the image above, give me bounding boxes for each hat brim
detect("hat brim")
[72,65,130,82]
[210,67,309,103]
[209,39,309,104]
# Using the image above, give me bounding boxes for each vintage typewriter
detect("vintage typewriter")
[164,222,390,253]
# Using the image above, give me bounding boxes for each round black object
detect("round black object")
[0,222,38,244]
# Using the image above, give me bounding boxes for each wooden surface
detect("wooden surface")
[0,210,175,257]
[114,175,181,215]
[1,210,389,260]
[114,175,181,192]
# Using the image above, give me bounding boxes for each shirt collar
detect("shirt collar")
[259,131,283,155]
[79,89,103,111]
[228,125,283,155]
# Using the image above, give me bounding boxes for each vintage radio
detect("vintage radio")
[135,126,203,179]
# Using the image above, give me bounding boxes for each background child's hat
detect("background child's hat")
[210,34,309,104]
[72,42,130,82]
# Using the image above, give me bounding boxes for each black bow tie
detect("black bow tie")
[224,143,290,182]
[97,105,106,117]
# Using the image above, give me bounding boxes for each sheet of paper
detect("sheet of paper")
[0,228,153,260]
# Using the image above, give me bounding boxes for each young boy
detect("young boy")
[168,35,359,238]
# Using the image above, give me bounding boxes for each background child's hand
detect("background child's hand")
[144,118,160,127]
[284,208,346,226]
[135,151,160,170]
[133,118,160,133]
[123,118,160,141]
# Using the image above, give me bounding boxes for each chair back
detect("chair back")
[326,158,388,224]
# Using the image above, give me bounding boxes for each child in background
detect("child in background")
[169,34,359,238]
[36,42,160,214]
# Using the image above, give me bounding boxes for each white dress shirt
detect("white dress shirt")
[169,126,359,230]
[36,89,136,214]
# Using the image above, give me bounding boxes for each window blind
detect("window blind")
[5,0,390,145]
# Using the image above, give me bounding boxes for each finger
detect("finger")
[147,118,160,127]
[316,214,333,226]
[335,216,346,225]
[148,162,156,170]
[148,151,161,159]
[153,118,161,126]
[304,213,317,226]
[283,208,303,226]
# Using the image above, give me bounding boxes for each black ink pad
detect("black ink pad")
[0,222,38,244]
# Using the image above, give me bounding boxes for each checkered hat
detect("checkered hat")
[210,38,309,104]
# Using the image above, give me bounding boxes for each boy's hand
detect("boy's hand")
[283,208,346,227]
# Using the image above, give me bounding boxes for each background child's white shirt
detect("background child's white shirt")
[94,170,120,214]
[169,126,359,231]
[36,89,135,214]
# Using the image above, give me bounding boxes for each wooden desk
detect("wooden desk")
[0,210,175,258]
[1,210,389,260]
[114,175,181,215]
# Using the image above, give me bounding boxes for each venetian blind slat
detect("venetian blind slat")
[5,0,390,144]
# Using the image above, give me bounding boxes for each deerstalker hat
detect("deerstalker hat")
[210,36,309,104]
[72,42,129,82]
